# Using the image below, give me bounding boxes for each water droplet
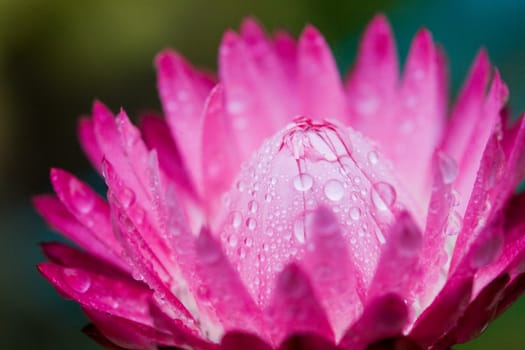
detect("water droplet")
[63,268,91,293]
[293,219,306,244]
[349,207,361,221]
[246,218,257,230]
[368,151,378,165]
[371,182,396,211]
[445,211,462,236]
[248,200,258,214]
[438,152,458,185]
[236,180,245,192]
[375,227,386,244]
[227,234,238,247]
[265,228,274,237]
[264,193,273,202]
[398,221,422,256]
[68,179,95,214]
[324,179,344,201]
[244,237,253,247]
[230,211,242,228]
[293,173,313,192]
[120,187,136,209]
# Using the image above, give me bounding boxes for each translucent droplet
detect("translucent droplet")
[120,187,136,209]
[68,180,95,214]
[63,268,91,293]
[265,228,274,237]
[236,180,245,192]
[324,179,344,201]
[368,151,378,165]
[230,211,242,228]
[227,234,238,247]
[264,193,273,202]
[438,152,458,185]
[244,237,253,247]
[349,207,361,221]
[371,182,396,211]
[293,173,313,192]
[445,211,462,236]
[293,219,306,244]
[246,218,257,231]
[248,200,259,214]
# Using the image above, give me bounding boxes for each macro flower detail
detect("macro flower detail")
[34,14,525,350]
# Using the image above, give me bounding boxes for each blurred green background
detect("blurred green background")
[1,0,525,349]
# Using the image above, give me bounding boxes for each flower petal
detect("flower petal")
[155,50,214,193]
[265,263,334,345]
[301,206,363,340]
[297,25,346,122]
[221,332,271,350]
[339,293,409,350]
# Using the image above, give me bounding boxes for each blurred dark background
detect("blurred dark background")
[1,0,525,349]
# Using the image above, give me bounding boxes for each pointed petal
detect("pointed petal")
[83,307,177,350]
[78,117,103,172]
[155,50,214,193]
[301,207,362,339]
[139,113,194,195]
[445,274,509,344]
[194,228,264,335]
[297,25,346,122]
[409,276,473,348]
[443,50,491,162]
[201,85,242,219]
[347,15,398,125]
[273,30,298,84]
[266,263,334,344]
[33,194,125,270]
[50,168,124,261]
[392,29,445,200]
[339,293,409,350]
[367,211,423,304]
[455,70,508,215]
[38,262,154,325]
[41,242,129,279]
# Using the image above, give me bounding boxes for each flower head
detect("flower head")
[35,15,525,350]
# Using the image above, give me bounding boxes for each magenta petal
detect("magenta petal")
[155,50,214,193]
[221,332,271,350]
[82,324,129,350]
[38,262,154,326]
[495,273,525,317]
[347,14,398,125]
[139,112,195,196]
[266,263,334,345]
[297,25,346,122]
[446,274,509,344]
[33,194,125,270]
[365,336,423,350]
[339,293,408,350]
[50,168,125,262]
[442,50,491,164]
[201,85,242,218]
[367,211,423,304]
[301,206,362,339]
[194,227,264,335]
[410,277,472,348]
[41,242,130,279]
[83,307,177,350]
[78,117,103,172]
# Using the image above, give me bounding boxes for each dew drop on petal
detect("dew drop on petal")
[69,180,95,214]
[246,218,257,231]
[227,234,238,247]
[324,179,344,201]
[438,152,458,185]
[293,218,306,244]
[248,200,259,214]
[63,268,91,293]
[371,182,396,211]
[445,211,462,236]
[349,207,361,221]
[120,187,136,209]
[230,211,242,228]
[293,173,313,192]
[367,151,378,165]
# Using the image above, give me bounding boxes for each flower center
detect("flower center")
[217,117,413,305]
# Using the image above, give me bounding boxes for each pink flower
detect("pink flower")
[35,15,525,350]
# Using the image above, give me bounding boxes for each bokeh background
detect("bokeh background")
[1,0,525,349]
